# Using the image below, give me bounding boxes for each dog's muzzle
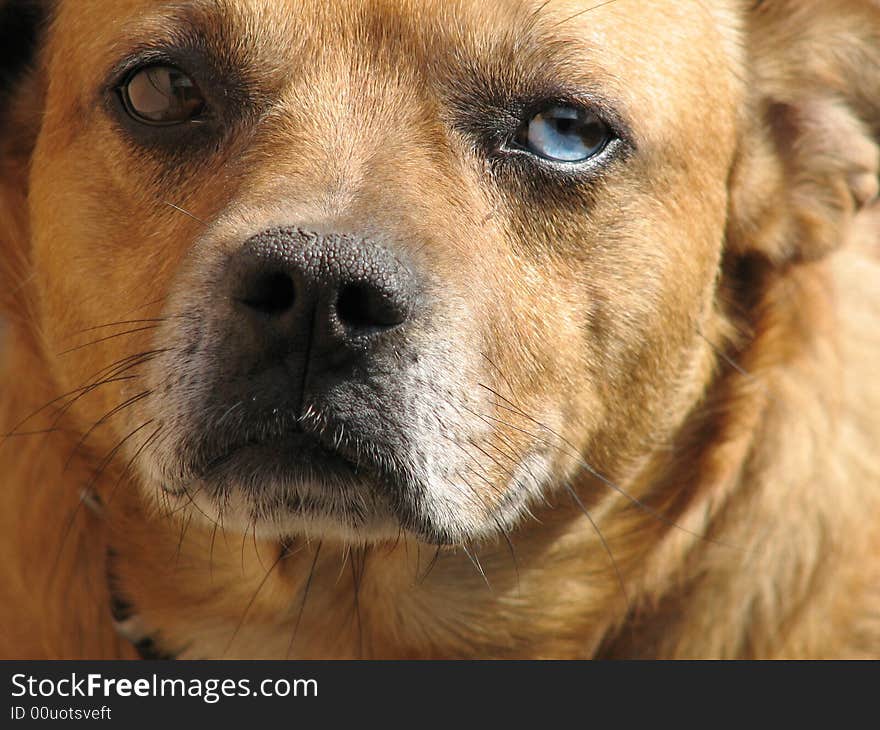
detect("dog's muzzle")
[174,228,426,528]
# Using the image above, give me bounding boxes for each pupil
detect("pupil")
[554,117,578,135]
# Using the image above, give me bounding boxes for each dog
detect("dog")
[1,0,878,659]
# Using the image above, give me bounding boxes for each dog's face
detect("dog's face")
[14,0,872,548]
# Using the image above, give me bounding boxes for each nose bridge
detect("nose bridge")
[218,29,489,290]
[241,47,447,226]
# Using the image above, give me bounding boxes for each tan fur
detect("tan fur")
[1,0,879,659]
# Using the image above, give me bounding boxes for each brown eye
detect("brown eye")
[120,65,205,125]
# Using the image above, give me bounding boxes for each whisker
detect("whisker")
[240,523,250,574]
[116,296,169,320]
[164,201,208,226]
[209,520,220,582]
[499,528,520,591]
[175,510,194,567]
[564,482,630,612]
[697,330,755,380]
[2,351,152,439]
[106,423,165,506]
[252,522,268,573]
[460,543,492,592]
[350,546,366,659]
[417,545,444,585]
[2,349,167,447]
[462,462,508,504]
[64,317,169,340]
[480,352,521,403]
[63,390,154,471]
[529,0,556,24]
[548,0,622,29]
[1,379,140,438]
[56,325,161,357]
[175,482,225,533]
[286,541,323,659]
[438,430,511,504]
[224,549,286,658]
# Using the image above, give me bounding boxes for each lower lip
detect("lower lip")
[199,431,362,483]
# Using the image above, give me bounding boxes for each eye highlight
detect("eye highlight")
[514,105,612,163]
[119,65,206,126]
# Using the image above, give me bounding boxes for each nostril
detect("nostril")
[337,282,408,332]
[233,229,417,344]
[241,271,296,315]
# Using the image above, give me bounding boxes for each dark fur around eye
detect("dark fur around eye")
[443,69,634,190]
[103,43,266,160]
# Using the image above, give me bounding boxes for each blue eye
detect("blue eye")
[515,106,611,163]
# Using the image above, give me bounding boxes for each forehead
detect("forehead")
[48,0,743,136]
[57,0,737,43]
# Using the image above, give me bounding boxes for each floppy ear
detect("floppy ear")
[0,0,46,96]
[0,0,49,309]
[727,0,880,264]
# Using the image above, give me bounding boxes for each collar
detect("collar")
[107,576,176,661]
[81,488,176,660]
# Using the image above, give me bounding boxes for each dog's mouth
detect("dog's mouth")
[194,427,363,491]
[168,411,410,541]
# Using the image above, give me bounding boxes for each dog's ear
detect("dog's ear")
[0,0,49,164]
[1,0,49,309]
[0,0,47,108]
[728,0,880,264]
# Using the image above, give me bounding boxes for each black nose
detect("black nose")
[229,228,416,363]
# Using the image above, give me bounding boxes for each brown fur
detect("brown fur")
[1,0,879,659]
